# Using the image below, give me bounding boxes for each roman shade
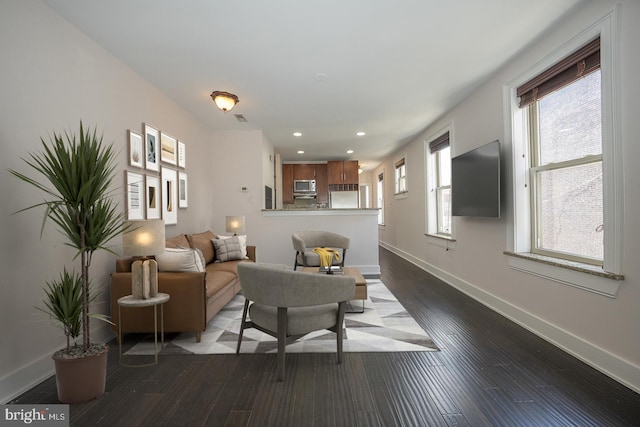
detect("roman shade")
[429,132,450,153]
[517,37,600,108]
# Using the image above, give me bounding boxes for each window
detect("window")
[377,171,384,225]
[394,157,407,195]
[426,131,452,237]
[508,12,624,295]
[520,37,602,265]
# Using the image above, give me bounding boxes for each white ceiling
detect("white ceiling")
[43,0,585,171]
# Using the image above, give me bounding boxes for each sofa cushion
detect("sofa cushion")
[205,270,237,297]
[165,234,190,249]
[156,248,205,272]
[206,259,247,276]
[187,230,217,264]
[212,236,244,262]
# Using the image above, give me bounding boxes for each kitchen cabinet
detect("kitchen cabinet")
[282,163,294,204]
[293,164,317,180]
[327,161,359,185]
[315,164,328,204]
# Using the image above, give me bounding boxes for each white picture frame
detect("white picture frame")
[128,130,144,169]
[160,132,177,165]
[161,167,178,225]
[125,171,144,220]
[178,141,186,168]
[145,175,161,220]
[143,123,160,172]
[178,171,188,208]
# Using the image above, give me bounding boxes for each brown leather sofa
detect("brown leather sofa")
[110,230,255,342]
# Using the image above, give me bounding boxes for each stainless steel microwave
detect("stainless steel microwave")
[294,179,316,194]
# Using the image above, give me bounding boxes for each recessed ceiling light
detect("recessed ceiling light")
[297,150,305,154]
[293,132,302,137]
[356,131,366,136]
[346,149,354,154]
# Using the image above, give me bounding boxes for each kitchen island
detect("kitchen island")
[260,208,380,276]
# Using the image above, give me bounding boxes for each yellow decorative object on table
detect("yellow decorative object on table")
[313,247,341,268]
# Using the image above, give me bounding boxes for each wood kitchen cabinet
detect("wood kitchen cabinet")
[327,160,359,185]
[293,164,317,180]
[315,164,328,204]
[282,163,294,204]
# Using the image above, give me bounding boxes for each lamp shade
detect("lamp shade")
[122,219,165,257]
[225,216,246,235]
[211,91,239,112]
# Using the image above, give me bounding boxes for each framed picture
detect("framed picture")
[128,130,144,169]
[143,123,159,172]
[178,141,186,168]
[161,167,178,225]
[160,132,177,165]
[178,171,188,208]
[145,175,161,220]
[125,171,144,220]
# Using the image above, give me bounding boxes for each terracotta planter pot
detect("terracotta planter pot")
[52,345,108,404]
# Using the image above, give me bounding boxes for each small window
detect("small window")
[394,157,407,195]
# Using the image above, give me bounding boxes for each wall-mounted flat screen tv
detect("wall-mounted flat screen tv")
[451,140,500,217]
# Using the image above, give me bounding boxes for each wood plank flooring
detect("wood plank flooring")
[10,247,640,426]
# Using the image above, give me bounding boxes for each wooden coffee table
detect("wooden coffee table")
[302,266,367,312]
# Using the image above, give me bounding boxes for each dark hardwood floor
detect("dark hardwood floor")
[11,247,640,426]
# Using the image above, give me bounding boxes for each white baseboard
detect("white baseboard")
[379,242,640,394]
[1,325,115,404]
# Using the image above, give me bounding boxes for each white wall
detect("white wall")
[376,0,640,392]
[0,0,218,402]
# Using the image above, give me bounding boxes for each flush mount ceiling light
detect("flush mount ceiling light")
[356,131,366,136]
[293,132,302,137]
[210,91,239,112]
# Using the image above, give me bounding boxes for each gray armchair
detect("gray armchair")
[236,262,356,381]
[292,230,350,270]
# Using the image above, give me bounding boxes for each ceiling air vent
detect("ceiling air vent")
[234,114,247,123]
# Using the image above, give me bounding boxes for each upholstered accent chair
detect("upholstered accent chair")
[292,230,350,270]
[236,262,356,381]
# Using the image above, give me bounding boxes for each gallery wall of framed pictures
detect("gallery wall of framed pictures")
[125,123,188,224]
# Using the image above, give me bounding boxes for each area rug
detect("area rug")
[125,280,439,355]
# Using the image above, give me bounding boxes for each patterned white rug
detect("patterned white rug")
[125,280,439,355]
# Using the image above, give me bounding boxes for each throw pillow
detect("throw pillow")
[216,234,249,259]
[155,247,205,272]
[212,236,244,262]
[165,233,190,249]
[186,230,217,264]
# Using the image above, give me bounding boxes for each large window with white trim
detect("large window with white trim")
[394,156,407,195]
[377,171,384,225]
[426,131,452,237]
[520,37,603,264]
[508,12,624,293]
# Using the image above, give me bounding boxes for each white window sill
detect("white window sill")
[503,251,623,298]
[394,192,408,200]
[425,233,456,250]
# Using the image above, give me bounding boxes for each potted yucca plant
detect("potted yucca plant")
[9,122,128,404]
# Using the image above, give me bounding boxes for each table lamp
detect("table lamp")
[225,215,245,236]
[122,219,165,299]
